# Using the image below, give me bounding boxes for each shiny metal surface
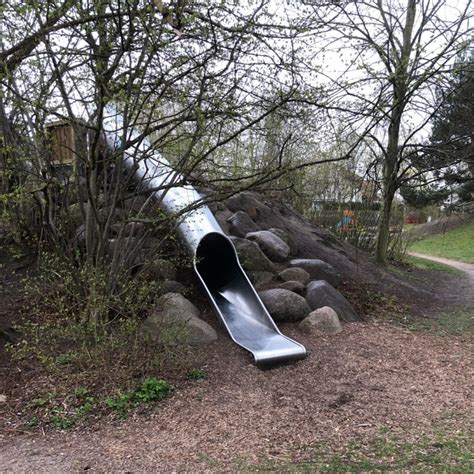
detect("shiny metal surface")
[103,107,306,365]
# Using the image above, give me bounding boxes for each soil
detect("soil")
[0,250,473,471]
[0,323,472,471]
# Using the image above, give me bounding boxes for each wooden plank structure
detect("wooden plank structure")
[45,120,88,165]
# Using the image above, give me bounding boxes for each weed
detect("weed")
[229,425,474,472]
[24,416,38,428]
[187,368,207,381]
[133,377,173,403]
[105,377,173,417]
[47,414,75,429]
[105,392,133,417]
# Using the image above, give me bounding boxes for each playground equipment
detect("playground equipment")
[102,107,306,366]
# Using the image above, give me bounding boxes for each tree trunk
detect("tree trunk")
[375,179,397,263]
[374,0,416,265]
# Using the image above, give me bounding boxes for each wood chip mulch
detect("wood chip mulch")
[1,321,472,471]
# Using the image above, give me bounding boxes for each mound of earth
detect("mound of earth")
[209,191,435,307]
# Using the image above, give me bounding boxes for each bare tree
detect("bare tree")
[305,0,473,264]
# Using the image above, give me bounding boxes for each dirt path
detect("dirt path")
[408,252,474,280]
[408,252,474,308]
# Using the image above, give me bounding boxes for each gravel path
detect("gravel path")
[408,252,474,280]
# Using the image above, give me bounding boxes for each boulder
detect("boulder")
[277,280,305,295]
[214,209,233,234]
[246,230,290,262]
[299,306,342,335]
[111,221,146,237]
[269,228,298,256]
[289,259,340,287]
[107,237,141,259]
[74,224,86,244]
[225,193,260,218]
[230,237,275,272]
[121,194,153,214]
[227,211,259,238]
[141,293,217,346]
[142,258,177,281]
[305,280,359,322]
[278,267,310,284]
[247,270,274,288]
[258,289,310,322]
[160,280,186,295]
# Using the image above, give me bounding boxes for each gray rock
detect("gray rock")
[269,228,298,256]
[111,221,146,237]
[277,280,305,295]
[246,230,290,262]
[141,293,217,346]
[258,289,310,322]
[289,259,340,287]
[74,224,86,244]
[214,209,233,234]
[230,237,275,272]
[299,306,342,335]
[305,280,359,322]
[227,211,259,238]
[122,194,153,214]
[107,237,141,258]
[225,193,260,218]
[247,270,274,288]
[207,201,228,213]
[142,258,177,281]
[160,280,186,295]
[278,267,310,284]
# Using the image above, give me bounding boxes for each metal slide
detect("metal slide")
[103,107,306,365]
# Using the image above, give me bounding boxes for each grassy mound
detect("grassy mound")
[410,219,474,263]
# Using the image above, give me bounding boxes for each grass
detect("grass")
[410,308,474,337]
[206,425,474,472]
[409,219,474,263]
[404,255,464,274]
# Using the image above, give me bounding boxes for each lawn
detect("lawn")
[404,254,463,274]
[409,219,474,263]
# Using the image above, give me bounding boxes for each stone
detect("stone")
[141,293,217,346]
[305,280,359,322]
[289,259,341,287]
[107,237,141,259]
[121,194,153,214]
[207,201,228,213]
[227,211,259,238]
[299,306,342,335]
[230,237,275,272]
[258,289,310,322]
[246,230,290,262]
[214,209,233,234]
[142,258,177,281]
[247,271,274,288]
[74,224,86,244]
[277,280,305,295]
[278,267,310,284]
[225,193,260,218]
[160,280,186,295]
[269,228,298,256]
[111,221,146,237]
